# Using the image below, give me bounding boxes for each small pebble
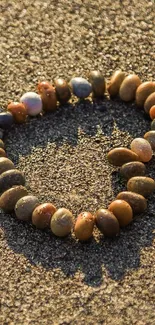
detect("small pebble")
[74,211,95,241]
[151,119,155,130]
[69,77,92,98]
[89,71,106,97]
[15,195,40,222]
[0,169,25,194]
[54,79,71,104]
[116,191,147,215]
[0,148,6,157]
[0,140,4,149]
[107,70,125,97]
[119,74,141,102]
[0,186,28,212]
[108,199,133,227]
[149,105,155,120]
[50,208,74,237]
[0,112,14,129]
[120,161,146,180]
[0,157,15,175]
[107,147,139,166]
[38,83,57,112]
[20,92,42,116]
[127,176,155,197]
[32,203,56,229]
[95,209,120,237]
[144,131,155,150]
[130,138,152,162]
[136,81,155,107]
[7,102,27,123]
[144,92,155,114]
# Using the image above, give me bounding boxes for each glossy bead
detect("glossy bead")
[108,200,133,227]
[0,148,6,157]
[0,140,4,149]
[107,147,139,166]
[107,70,125,97]
[120,161,146,180]
[95,209,120,237]
[136,82,155,107]
[0,186,28,212]
[20,92,42,116]
[130,138,152,162]
[149,105,155,120]
[69,77,92,98]
[144,131,155,150]
[54,79,71,104]
[0,169,25,194]
[41,86,57,112]
[7,102,27,123]
[74,211,95,241]
[32,203,56,229]
[119,74,141,102]
[15,195,40,222]
[50,208,74,237]
[144,92,155,114]
[151,119,155,130]
[89,71,106,97]
[0,112,14,129]
[0,157,15,175]
[37,81,52,94]
[116,191,147,215]
[127,176,155,197]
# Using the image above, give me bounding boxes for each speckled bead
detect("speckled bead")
[54,79,71,104]
[0,169,25,194]
[69,77,92,98]
[130,138,152,162]
[89,71,106,97]
[74,211,95,241]
[38,82,57,112]
[15,195,40,222]
[20,92,42,116]
[7,102,27,123]
[50,208,74,237]
[0,112,14,129]
[32,203,56,229]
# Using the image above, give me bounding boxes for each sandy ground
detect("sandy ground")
[0,1,155,324]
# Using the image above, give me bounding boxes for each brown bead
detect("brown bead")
[119,74,141,102]
[54,79,71,104]
[74,211,95,241]
[107,70,125,97]
[41,85,57,112]
[107,147,139,166]
[0,148,6,157]
[15,195,40,222]
[37,81,52,94]
[144,131,155,150]
[0,157,15,175]
[130,138,152,162]
[149,105,155,120]
[50,208,74,237]
[0,169,25,194]
[89,71,106,97]
[116,191,147,215]
[144,92,155,114]
[135,82,155,107]
[0,186,28,212]
[7,102,27,123]
[95,208,120,237]
[120,161,146,180]
[108,199,133,227]
[32,203,56,229]
[127,176,155,197]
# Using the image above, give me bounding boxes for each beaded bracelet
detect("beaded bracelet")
[0,70,155,242]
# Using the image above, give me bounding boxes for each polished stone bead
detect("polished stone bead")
[89,71,106,97]
[0,112,14,129]
[120,161,146,180]
[20,92,42,116]
[50,208,74,237]
[0,169,25,194]
[95,209,120,237]
[116,191,147,215]
[0,157,15,175]
[107,147,139,166]
[15,195,40,222]
[69,77,92,98]
[0,186,28,212]
[127,176,155,197]
[32,203,56,229]
[130,138,152,162]
[108,199,133,227]
[74,211,95,241]
[55,79,71,104]
[7,102,27,123]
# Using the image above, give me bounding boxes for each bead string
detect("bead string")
[0,70,155,241]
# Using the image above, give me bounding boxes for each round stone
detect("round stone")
[7,102,27,123]
[144,92,155,114]
[0,158,15,175]
[0,148,6,157]
[149,105,155,120]
[107,147,139,166]
[74,211,95,241]
[0,169,25,194]
[15,195,40,222]
[89,71,106,97]
[144,131,155,150]
[54,79,71,104]
[116,191,147,215]
[107,70,125,97]
[130,138,152,162]
[37,81,51,93]
[32,203,56,229]
[135,81,155,107]
[39,85,57,112]
[20,92,42,116]
[108,200,133,227]
[95,209,120,237]
[50,208,74,237]
[0,112,14,129]
[120,161,146,180]
[0,140,4,149]
[0,186,28,212]
[127,176,155,197]
[151,119,155,130]
[69,77,92,98]
[119,74,141,102]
